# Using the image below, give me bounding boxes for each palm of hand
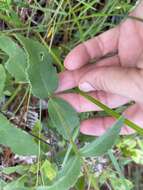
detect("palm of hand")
[56,4,143,136]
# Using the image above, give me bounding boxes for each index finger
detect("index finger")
[64,27,119,70]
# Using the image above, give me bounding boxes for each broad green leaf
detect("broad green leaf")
[48,97,80,140]
[0,35,28,82]
[0,114,38,155]
[3,178,29,190]
[15,34,58,98]
[0,65,6,98]
[80,117,124,157]
[37,156,82,190]
[40,160,57,181]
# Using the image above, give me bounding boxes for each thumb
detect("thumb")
[79,66,143,103]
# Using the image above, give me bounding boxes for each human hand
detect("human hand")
[56,1,143,136]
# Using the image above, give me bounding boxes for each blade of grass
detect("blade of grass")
[76,89,143,136]
[68,0,84,42]
[62,127,79,168]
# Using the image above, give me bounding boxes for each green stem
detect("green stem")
[2,84,22,111]
[14,86,29,114]
[76,89,143,136]
[62,127,79,167]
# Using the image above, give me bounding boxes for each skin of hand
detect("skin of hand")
[56,1,143,136]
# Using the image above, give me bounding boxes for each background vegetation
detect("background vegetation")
[0,0,143,190]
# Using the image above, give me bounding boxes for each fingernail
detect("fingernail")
[79,82,95,92]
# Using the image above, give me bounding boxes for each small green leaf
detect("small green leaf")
[37,156,82,190]
[40,160,57,181]
[2,165,28,175]
[0,35,28,82]
[75,176,85,190]
[15,34,58,98]
[0,65,6,98]
[0,114,38,155]
[80,117,124,157]
[48,97,80,140]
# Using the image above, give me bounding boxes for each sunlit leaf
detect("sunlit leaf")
[37,156,82,190]
[40,160,57,181]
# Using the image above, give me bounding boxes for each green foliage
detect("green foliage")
[3,179,30,190]
[99,170,133,190]
[15,34,58,98]
[0,114,38,155]
[80,117,124,157]
[37,157,82,190]
[40,160,57,181]
[0,64,6,98]
[0,35,28,82]
[117,136,143,165]
[2,165,28,175]
[0,1,142,189]
[0,179,7,189]
[48,97,80,140]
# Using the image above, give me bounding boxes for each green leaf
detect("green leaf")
[109,174,133,190]
[2,165,28,175]
[3,178,29,190]
[48,97,80,140]
[0,65,6,98]
[75,176,85,190]
[0,179,7,189]
[80,117,124,157]
[0,114,38,155]
[37,156,82,190]
[131,149,143,165]
[0,35,28,82]
[40,160,57,181]
[15,34,58,98]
